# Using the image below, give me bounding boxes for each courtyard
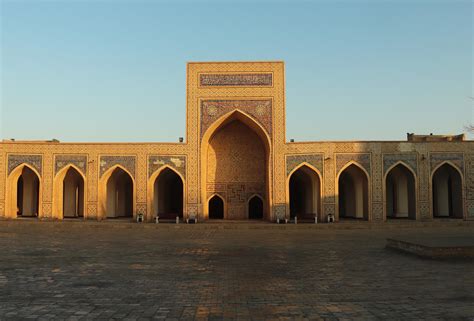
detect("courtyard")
[0,221,473,320]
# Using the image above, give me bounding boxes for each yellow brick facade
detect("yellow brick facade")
[1,62,473,221]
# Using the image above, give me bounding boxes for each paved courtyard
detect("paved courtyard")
[0,221,473,320]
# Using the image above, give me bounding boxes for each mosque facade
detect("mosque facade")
[1,62,473,222]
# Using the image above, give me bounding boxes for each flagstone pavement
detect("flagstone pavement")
[0,221,473,320]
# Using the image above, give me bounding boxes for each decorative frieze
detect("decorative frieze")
[199,73,273,87]
[286,154,323,176]
[430,153,464,173]
[55,155,87,176]
[8,154,42,176]
[99,156,136,178]
[383,153,417,175]
[148,155,186,179]
[201,99,272,139]
[336,153,371,175]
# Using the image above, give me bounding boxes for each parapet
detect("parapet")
[407,133,465,142]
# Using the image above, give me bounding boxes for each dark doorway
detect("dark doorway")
[154,168,183,219]
[289,165,320,220]
[385,164,416,220]
[248,196,263,219]
[338,164,369,220]
[432,163,463,218]
[106,167,133,218]
[63,167,84,218]
[17,167,40,217]
[209,195,224,219]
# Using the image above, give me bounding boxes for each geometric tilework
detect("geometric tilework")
[201,100,272,139]
[99,156,136,178]
[273,203,286,219]
[430,153,464,173]
[200,73,273,87]
[148,155,186,179]
[336,153,371,175]
[383,153,417,175]
[55,155,87,176]
[286,154,323,176]
[467,154,474,200]
[8,154,42,176]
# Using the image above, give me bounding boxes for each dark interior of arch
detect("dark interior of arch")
[106,168,133,218]
[338,164,369,220]
[385,164,416,219]
[155,168,183,219]
[432,164,463,218]
[209,195,224,219]
[248,196,263,219]
[16,166,40,217]
[63,167,84,218]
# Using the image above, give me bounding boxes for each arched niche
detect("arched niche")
[208,194,225,219]
[337,163,370,220]
[98,165,135,219]
[384,162,416,220]
[432,162,464,219]
[287,163,322,221]
[148,166,185,220]
[5,164,42,218]
[201,110,271,220]
[248,194,264,219]
[53,165,86,219]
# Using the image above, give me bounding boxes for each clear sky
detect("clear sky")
[1,0,472,142]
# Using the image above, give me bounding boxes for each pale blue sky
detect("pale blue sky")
[1,0,472,142]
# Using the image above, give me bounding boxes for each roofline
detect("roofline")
[187,60,285,64]
[1,140,472,145]
[0,140,187,145]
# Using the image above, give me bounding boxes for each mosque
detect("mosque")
[1,61,472,222]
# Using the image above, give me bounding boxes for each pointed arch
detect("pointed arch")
[208,193,225,219]
[201,109,271,220]
[286,162,322,221]
[202,109,271,152]
[431,161,464,219]
[336,161,371,221]
[431,160,464,182]
[98,164,135,219]
[247,194,264,219]
[147,165,186,221]
[5,163,42,219]
[383,162,417,220]
[53,164,87,220]
[384,161,417,181]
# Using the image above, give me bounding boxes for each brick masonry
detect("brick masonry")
[0,62,473,221]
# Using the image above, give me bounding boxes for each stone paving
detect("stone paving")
[0,221,473,320]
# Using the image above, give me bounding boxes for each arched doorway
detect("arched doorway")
[16,166,40,217]
[209,195,224,219]
[153,167,183,220]
[288,165,321,220]
[202,111,270,220]
[62,167,84,218]
[105,167,133,218]
[432,163,463,218]
[385,164,416,220]
[248,195,263,219]
[338,164,369,220]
